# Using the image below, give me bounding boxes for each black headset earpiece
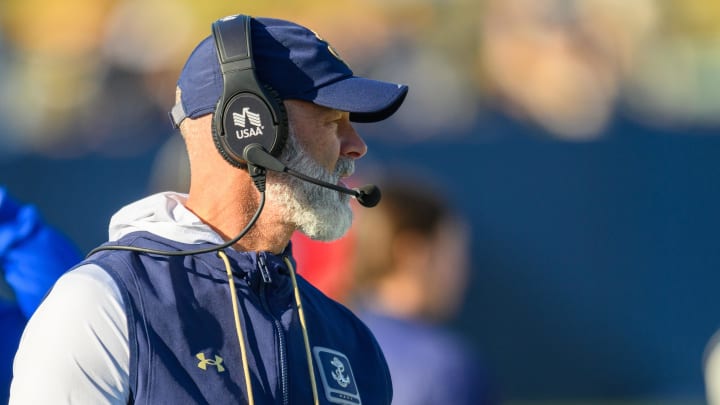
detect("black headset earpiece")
[211,15,288,169]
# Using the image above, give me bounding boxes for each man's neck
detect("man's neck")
[185,179,293,254]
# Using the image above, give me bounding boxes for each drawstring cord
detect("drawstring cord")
[284,256,319,405]
[218,251,319,405]
[219,250,255,405]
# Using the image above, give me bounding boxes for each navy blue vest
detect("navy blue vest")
[85,231,392,404]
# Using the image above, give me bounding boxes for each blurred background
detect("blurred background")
[1,0,720,404]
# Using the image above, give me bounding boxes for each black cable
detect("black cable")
[85,191,266,258]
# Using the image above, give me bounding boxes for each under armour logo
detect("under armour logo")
[196,352,225,372]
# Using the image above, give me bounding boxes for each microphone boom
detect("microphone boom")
[243,143,381,207]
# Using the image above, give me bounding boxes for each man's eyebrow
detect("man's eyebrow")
[321,108,344,120]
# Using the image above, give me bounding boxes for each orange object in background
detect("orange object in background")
[291,229,356,303]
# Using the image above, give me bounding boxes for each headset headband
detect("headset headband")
[211,15,288,168]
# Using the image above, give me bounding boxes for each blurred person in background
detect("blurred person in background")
[10,14,407,404]
[295,178,498,405]
[0,186,81,403]
[351,180,498,405]
[703,331,720,404]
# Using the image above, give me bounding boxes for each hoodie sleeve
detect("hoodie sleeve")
[9,264,130,404]
[0,187,82,317]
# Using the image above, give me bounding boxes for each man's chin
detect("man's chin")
[269,172,353,241]
[302,228,349,242]
[300,205,353,242]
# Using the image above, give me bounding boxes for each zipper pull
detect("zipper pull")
[258,254,272,284]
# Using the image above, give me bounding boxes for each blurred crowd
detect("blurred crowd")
[1,0,720,161]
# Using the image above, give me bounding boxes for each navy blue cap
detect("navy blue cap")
[171,16,408,126]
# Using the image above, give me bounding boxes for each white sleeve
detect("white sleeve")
[9,264,130,404]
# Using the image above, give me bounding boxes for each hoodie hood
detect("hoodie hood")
[108,192,225,245]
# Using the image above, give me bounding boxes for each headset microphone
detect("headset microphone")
[243,143,381,208]
[351,184,381,208]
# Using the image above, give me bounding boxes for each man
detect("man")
[10,15,407,404]
[0,187,81,402]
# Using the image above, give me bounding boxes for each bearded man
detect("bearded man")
[10,15,407,405]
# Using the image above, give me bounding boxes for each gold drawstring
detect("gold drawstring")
[284,256,319,405]
[218,251,319,405]
[219,250,255,405]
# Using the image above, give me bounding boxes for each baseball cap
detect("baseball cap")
[171,16,408,126]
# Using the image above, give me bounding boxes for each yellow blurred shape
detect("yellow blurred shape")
[2,0,116,55]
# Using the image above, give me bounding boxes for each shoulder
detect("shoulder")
[17,263,126,352]
[52,263,124,311]
[297,275,373,331]
[10,263,130,404]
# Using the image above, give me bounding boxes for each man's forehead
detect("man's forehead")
[286,99,345,116]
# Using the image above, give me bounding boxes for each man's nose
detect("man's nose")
[339,120,367,159]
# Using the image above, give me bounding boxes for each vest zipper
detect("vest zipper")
[257,253,289,405]
[258,255,272,283]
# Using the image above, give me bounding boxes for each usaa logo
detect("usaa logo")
[232,107,264,139]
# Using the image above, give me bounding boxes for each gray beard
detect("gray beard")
[266,133,354,241]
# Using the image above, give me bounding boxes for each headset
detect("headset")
[86,15,379,259]
[210,15,380,207]
[87,15,277,258]
[211,14,288,168]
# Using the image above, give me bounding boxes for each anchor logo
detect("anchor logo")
[330,356,351,388]
[314,346,362,404]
